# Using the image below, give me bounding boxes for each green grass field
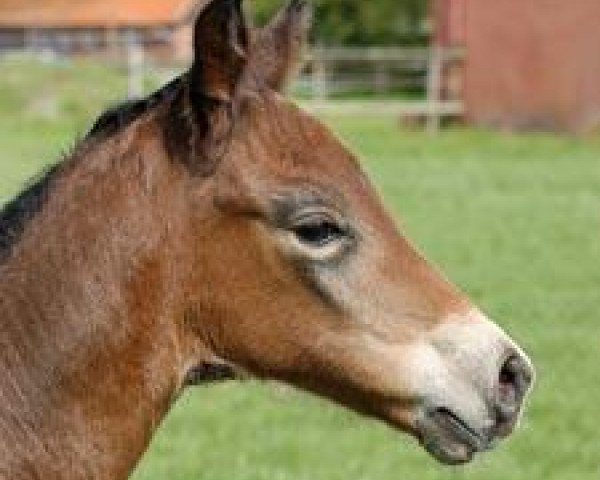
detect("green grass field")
[1,57,599,480]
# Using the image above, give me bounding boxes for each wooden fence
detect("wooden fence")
[300,46,465,132]
[0,42,466,131]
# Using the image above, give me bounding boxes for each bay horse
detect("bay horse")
[0,1,534,478]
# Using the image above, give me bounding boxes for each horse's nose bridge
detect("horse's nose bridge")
[386,237,476,321]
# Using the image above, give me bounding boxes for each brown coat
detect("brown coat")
[0,1,533,478]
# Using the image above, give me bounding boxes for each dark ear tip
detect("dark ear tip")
[202,0,244,15]
[287,0,313,28]
[288,0,312,14]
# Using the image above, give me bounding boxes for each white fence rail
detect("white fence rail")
[301,46,465,132]
[0,43,465,131]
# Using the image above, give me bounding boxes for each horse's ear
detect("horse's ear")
[167,0,248,176]
[190,0,249,102]
[251,0,312,92]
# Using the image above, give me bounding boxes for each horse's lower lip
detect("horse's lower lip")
[432,408,490,451]
[418,407,491,465]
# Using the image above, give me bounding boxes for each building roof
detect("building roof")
[0,0,206,28]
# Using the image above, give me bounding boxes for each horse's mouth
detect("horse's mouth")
[417,407,493,465]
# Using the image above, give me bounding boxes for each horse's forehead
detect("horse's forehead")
[236,96,370,197]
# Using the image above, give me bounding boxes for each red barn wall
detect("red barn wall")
[434,0,466,47]
[462,0,600,133]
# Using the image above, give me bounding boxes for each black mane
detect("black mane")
[0,164,60,257]
[87,77,183,139]
[0,77,184,260]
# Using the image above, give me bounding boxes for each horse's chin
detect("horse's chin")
[422,438,476,465]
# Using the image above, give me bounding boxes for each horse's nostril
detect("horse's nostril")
[499,362,516,388]
[496,355,533,419]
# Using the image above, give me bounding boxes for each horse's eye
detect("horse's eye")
[293,220,345,247]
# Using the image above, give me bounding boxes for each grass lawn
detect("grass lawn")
[1,57,599,480]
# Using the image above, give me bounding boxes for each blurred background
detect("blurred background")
[0,1,598,479]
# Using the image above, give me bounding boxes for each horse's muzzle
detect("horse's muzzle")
[414,312,535,465]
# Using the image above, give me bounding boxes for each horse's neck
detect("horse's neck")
[0,131,188,479]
